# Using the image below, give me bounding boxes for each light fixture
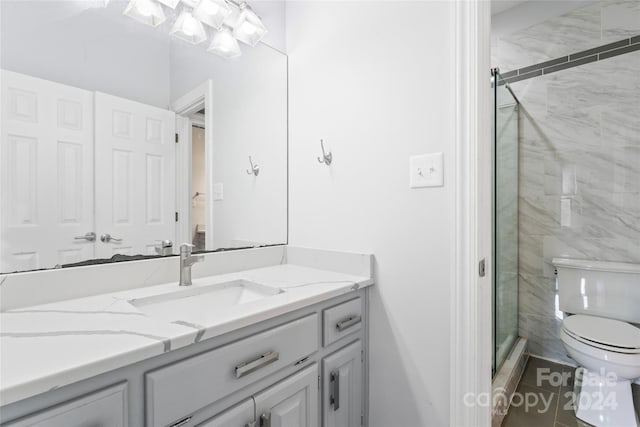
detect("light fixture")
[119,0,265,59]
[156,0,181,8]
[208,27,241,58]
[193,0,232,30]
[123,0,167,27]
[170,8,208,44]
[232,2,267,46]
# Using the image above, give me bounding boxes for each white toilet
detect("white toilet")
[554,258,640,427]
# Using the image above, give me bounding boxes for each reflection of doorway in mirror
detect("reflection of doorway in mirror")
[191,126,206,250]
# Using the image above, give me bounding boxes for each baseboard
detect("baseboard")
[492,338,529,427]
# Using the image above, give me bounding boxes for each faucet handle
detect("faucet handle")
[180,243,195,256]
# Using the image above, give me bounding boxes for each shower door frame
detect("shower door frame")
[491,68,520,376]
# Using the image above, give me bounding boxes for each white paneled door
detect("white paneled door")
[1,70,94,272]
[94,92,176,259]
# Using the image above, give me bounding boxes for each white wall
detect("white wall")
[286,2,456,425]
[0,1,172,108]
[252,0,287,53]
[171,42,288,250]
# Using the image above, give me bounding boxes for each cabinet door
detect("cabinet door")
[322,341,362,427]
[198,399,255,427]
[254,364,318,427]
[5,383,127,427]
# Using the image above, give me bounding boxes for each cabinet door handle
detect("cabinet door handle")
[330,370,340,411]
[260,412,271,427]
[169,416,191,427]
[235,351,279,378]
[336,315,361,331]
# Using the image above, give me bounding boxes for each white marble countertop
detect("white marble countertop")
[0,263,373,406]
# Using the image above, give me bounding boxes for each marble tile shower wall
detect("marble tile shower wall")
[493,0,640,71]
[494,0,640,363]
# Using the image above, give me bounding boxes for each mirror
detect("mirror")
[0,0,287,273]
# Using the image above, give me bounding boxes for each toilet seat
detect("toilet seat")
[562,315,640,354]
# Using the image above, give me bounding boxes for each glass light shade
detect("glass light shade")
[207,27,241,59]
[123,0,167,27]
[193,0,231,30]
[232,4,267,46]
[170,9,208,44]
[156,0,181,8]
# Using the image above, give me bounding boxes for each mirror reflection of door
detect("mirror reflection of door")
[0,71,178,272]
[0,70,95,272]
[191,124,206,251]
[94,92,176,259]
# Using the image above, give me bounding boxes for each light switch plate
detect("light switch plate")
[409,152,444,188]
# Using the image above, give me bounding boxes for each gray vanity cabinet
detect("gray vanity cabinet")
[4,383,128,427]
[145,314,318,427]
[197,399,255,427]
[254,364,319,427]
[0,290,369,427]
[322,341,363,427]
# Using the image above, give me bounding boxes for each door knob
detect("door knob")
[74,232,96,242]
[100,233,123,243]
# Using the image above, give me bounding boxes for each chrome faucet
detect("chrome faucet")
[179,243,204,286]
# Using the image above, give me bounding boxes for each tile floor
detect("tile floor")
[502,356,640,427]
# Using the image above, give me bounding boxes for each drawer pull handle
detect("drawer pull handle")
[235,351,279,378]
[260,412,271,427]
[336,315,361,331]
[330,371,340,411]
[169,416,192,427]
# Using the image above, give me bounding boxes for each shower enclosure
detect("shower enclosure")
[491,69,520,375]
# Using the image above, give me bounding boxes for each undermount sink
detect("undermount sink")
[129,279,284,323]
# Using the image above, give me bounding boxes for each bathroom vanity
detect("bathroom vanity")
[0,246,373,427]
[0,3,372,425]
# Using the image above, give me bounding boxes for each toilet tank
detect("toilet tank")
[553,258,640,324]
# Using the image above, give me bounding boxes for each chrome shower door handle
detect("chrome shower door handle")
[100,233,123,243]
[74,232,96,242]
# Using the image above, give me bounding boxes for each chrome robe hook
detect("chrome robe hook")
[246,156,259,176]
[317,139,332,165]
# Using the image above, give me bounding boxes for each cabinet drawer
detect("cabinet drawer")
[197,398,254,427]
[5,383,128,427]
[145,314,318,427]
[323,298,362,346]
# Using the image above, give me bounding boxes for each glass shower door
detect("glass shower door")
[492,69,519,374]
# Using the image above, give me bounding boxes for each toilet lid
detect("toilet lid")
[563,315,640,350]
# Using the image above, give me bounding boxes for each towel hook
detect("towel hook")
[246,156,259,176]
[317,139,332,166]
